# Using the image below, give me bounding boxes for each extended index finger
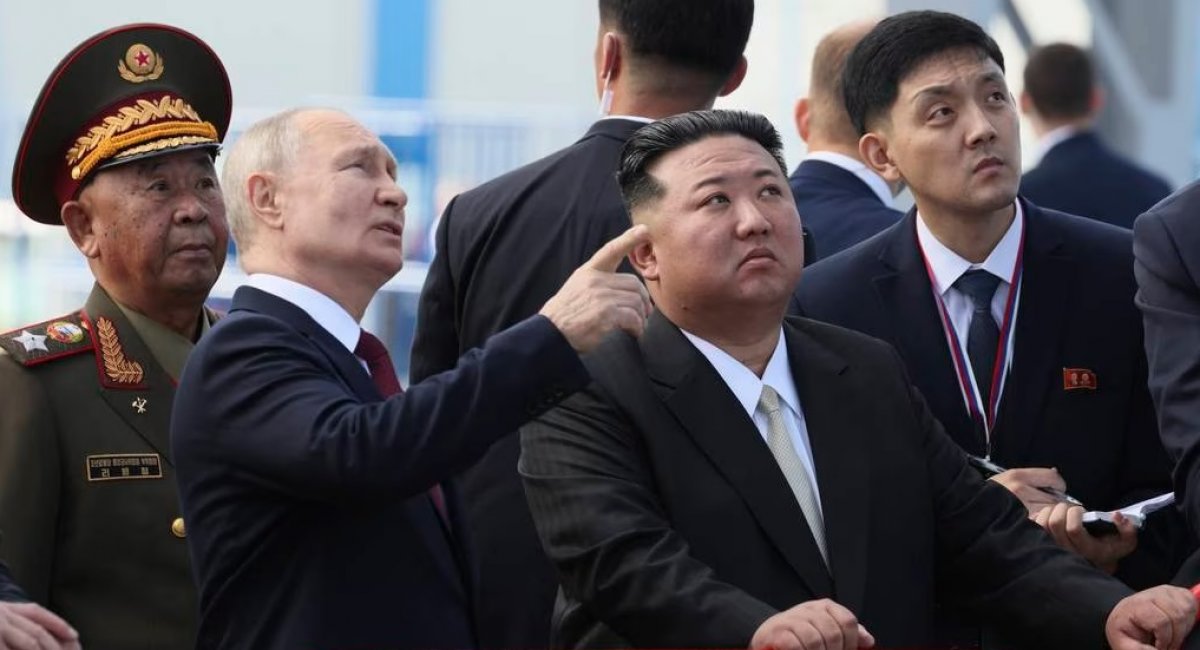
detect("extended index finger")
[586,224,650,272]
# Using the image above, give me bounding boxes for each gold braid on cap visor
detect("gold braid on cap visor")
[65,94,218,180]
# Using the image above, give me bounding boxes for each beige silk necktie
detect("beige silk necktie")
[758,385,828,565]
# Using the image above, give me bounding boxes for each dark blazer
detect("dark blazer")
[0,560,26,602]
[1021,131,1171,230]
[172,286,589,650]
[1134,180,1200,584]
[794,201,1184,587]
[520,311,1131,649]
[410,118,644,648]
[789,159,903,260]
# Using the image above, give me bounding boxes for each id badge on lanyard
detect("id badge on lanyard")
[917,221,1025,451]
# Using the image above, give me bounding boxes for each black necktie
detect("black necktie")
[953,270,1002,405]
[354,330,449,522]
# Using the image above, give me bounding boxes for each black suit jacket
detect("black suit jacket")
[410,118,645,648]
[1134,180,1200,582]
[520,312,1131,649]
[172,286,588,650]
[789,159,903,260]
[795,201,1182,587]
[1021,131,1171,230]
[0,560,26,602]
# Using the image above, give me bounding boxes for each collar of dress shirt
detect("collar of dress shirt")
[245,274,362,355]
[804,150,894,208]
[916,200,1024,296]
[680,327,804,423]
[1033,124,1083,162]
[599,114,655,124]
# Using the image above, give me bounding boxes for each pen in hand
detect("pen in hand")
[966,455,1085,507]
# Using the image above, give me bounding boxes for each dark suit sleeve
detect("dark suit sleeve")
[519,384,777,648]
[0,559,28,602]
[178,313,588,504]
[410,198,463,383]
[1135,209,1200,534]
[894,348,1131,647]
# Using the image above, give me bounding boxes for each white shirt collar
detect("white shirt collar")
[600,115,655,124]
[804,150,894,208]
[916,201,1024,296]
[245,274,361,355]
[679,328,803,422]
[1033,124,1083,161]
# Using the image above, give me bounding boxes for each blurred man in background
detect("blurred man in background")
[1020,42,1171,229]
[790,20,902,260]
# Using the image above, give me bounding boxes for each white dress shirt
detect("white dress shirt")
[246,274,362,359]
[1032,124,1082,163]
[915,202,1024,423]
[804,150,894,208]
[680,328,822,511]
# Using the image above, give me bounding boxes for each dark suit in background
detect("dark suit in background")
[795,201,1184,588]
[1021,131,1171,230]
[1134,180,1200,586]
[789,159,902,259]
[520,311,1131,649]
[0,561,25,602]
[173,287,588,650]
[411,118,643,647]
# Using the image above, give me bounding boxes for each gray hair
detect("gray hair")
[220,108,306,255]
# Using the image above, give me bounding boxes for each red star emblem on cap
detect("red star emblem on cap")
[135,49,150,66]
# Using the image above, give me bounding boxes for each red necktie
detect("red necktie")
[354,330,449,523]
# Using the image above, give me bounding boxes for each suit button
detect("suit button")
[171,517,187,539]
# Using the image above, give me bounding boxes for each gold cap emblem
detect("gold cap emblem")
[119,44,164,83]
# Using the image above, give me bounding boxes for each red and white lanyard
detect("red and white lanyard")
[916,220,1025,440]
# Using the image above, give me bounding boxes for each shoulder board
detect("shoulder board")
[0,312,93,367]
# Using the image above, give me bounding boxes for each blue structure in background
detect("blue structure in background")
[372,0,435,379]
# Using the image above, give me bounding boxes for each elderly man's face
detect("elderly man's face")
[278,110,407,289]
[635,134,804,317]
[77,149,228,302]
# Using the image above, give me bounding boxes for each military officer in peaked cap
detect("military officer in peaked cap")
[0,23,231,649]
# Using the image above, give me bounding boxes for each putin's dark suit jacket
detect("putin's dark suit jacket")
[1134,180,1200,586]
[789,159,903,260]
[172,286,588,650]
[520,311,1131,649]
[1021,131,1171,230]
[794,201,1185,588]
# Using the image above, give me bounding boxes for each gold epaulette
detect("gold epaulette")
[0,312,93,367]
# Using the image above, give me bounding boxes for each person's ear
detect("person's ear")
[628,229,659,282]
[795,97,812,143]
[1090,85,1105,116]
[717,55,748,97]
[860,131,901,184]
[60,199,100,258]
[1019,90,1035,116]
[247,172,285,230]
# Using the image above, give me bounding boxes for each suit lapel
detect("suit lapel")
[871,213,983,454]
[82,285,178,464]
[991,201,1075,461]
[641,312,834,597]
[784,321,870,614]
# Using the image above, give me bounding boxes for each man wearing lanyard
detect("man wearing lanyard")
[793,9,1184,603]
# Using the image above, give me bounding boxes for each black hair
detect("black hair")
[598,0,753,79]
[617,109,786,214]
[843,10,1006,134]
[1024,43,1093,119]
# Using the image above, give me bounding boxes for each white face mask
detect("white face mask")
[598,68,614,116]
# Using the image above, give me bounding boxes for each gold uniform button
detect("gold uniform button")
[171,517,187,538]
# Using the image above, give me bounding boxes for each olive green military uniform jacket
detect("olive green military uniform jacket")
[0,283,213,650]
